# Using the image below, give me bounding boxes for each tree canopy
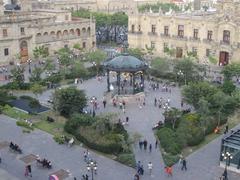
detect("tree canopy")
[53,87,87,116]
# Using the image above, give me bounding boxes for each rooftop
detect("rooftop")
[223,129,240,150]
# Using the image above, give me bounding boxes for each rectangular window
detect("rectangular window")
[223,30,230,44]
[193,29,198,39]
[207,30,212,40]
[131,25,135,33]
[164,26,169,36]
[20,27,25,35]
[206,49,211,57]
[151,41,155,49]
[178,25,184,37]
[151,25,156,34]
[4,48,9,56]
[192,47,198,56]
[163,43,168,52]
[3,29,8,37]
[138,25,141,32]
[65,15,69,21]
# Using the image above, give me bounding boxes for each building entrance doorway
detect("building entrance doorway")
[176,47,183,58]
[20,41,28,63]
[219,51,229,66]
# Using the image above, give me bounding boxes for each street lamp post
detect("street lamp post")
[221,151,233,180]
[87,160,97,180]
[177,70,186,85]
[28,59,32,74]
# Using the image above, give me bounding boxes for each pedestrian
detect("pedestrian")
[103,100,106,108]
[224,124,229,134]
[27,165,32,177]
[139,141,142,150]
[85,174,89,180]
[140,165,144,175]
[148,162,153,175]
[149,144,152,153]
[134,173,140,180]
[126,117,129,125]
[155,139,158,149]
[154,98,157,106]
[167,166,173,176]
[84,151,87,162]
[181,100,184,108]
[74,177,77,180]
[181,158,187,171]
[24,166,29,177]
[143,140,147,151]
[136,161,141,170]
[178,155,183,167]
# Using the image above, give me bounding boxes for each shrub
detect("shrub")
[156,128,181,155]
[162,153,180,166]
[53,134,65,144]
[16,120,34,130]
[116,153,135,167]
[70,113,96,126]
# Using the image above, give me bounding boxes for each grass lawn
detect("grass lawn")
[2,105,32,120]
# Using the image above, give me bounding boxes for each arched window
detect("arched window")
[43,32,48,36]
[82,28,86,35]
[63,30,68,36]
[223,30,230,44]
[57,31,61,38]
[87,27,91,36]
[36,33,41,37]
[70,29,74,35]
[50,31,55,37]
[82,42,86,49]
[76,28,80,36]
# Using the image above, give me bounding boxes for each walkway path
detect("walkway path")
[0,115,134,180]
[10,76,240,180]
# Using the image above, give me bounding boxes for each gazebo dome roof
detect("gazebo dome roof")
[103,53,148,72]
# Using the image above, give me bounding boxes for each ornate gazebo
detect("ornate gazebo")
[103,53,148,95]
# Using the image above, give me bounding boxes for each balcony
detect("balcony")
[160,33,171,38]
[148,32,158,36]
[220,40,230,46]
[189,37,200,42]
[172,35,188,41]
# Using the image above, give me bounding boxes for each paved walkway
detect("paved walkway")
[10,76,240,180]
[0,115,135,180]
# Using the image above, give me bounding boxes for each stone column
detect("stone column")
[132,73,135,94]
[117,72,121,95]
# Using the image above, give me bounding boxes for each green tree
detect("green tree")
[10,66,25,87]
[197,98,210,135]
[30,83,44,98]
[53,86,87,116]
[163,108,182,129]
[33,46,49,59]
[174,58,204,85]
[182,82,218,108]
[85,49,107,75]
[127,48,145,60]
[29,67,43,82]
[221,63,240,80]
[151,57,170,74]
[222,80,236,95]
[57,48,72,66]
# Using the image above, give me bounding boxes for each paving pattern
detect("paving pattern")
[1,76,240,180]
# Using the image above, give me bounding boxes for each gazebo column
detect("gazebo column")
[130,74,133,86]
[132,73,135,94]
[107,70,110,92]
[117,72,121,95]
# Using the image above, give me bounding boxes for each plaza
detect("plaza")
[0,73,240,180]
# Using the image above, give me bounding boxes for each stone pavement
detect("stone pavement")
[10,76,240,180]
[0,115,135,180]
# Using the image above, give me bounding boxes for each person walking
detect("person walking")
[85,174,89,180]
[154,98,157,107]
[126,117,129,125]
[148,162,153,175]
[181,158,187,171]
[139,141,143,150]
[103,100,106,108]
[155,139,158,149]
[143,140,148,151]
[149,144,152,153]
[168,166,173,176]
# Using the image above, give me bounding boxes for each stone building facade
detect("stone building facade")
[128,0,240,65]
[0,0,96,64]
